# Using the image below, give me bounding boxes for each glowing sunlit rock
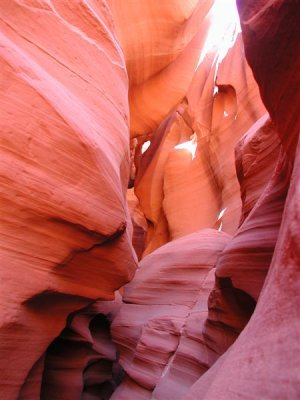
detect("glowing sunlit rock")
[1,1,299,399]
[174,133,198,160]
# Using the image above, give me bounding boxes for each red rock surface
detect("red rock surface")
[126,188,147,260]
[111,230,231,399]
[1,0,299,399]
[109,0,214,136]
[132,16,266,255]
[182,153,299,399]
[41,295,122,400]
[181,1,300,399]
[235,114,281,223]
[237,0,300,156]
[0,1,137,398]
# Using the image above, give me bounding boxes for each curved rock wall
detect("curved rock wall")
[41,296,123,400]
[0,1,137,398]
[180,2,300,398]
[111,1,300,399]
[134,32,266,256]
[109,0,214,136]
[1,1,299,399]
[111,230,231,399]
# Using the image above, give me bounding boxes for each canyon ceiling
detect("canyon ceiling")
[0,0,299,399]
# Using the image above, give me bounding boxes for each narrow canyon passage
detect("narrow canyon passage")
[0,1,299,400]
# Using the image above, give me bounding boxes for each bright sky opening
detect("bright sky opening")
[197,0,241,67]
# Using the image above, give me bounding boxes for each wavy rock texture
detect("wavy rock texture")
[1,0,300,399]
[111,230,231,399]
[113,107,285,399]
[112,2,300,398]
[126,188,147,260]
[134,32,266,256]
[216,119,287,301]
[237,0,300,156]
[182,153,298,400]
[235,114,281,223]
[41,295,122,400]
[181,1,300,399]
[0,1,137,398]
[109,0,214,136]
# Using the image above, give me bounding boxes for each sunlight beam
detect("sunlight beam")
[197,0,241,68]
[141,140,151,154]
[175,133,198,160]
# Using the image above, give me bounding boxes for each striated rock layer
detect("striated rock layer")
[0,1,137,398]
[112,109,287,398]
[41,295,123,400]
[237,0,300,156]
[1,0,300,399]
[111,230,231,399]
[112,2,300,399]
[134,31,266,256]
[109,0,214,136]
[181,1,300,399]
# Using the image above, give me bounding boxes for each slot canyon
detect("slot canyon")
[0,0,299,399]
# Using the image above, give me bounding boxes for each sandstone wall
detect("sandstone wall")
[0,1,299,399]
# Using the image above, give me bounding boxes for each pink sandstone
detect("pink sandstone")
[0,0,299,399]
[111,230,231,399]
[0,1,137,398]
